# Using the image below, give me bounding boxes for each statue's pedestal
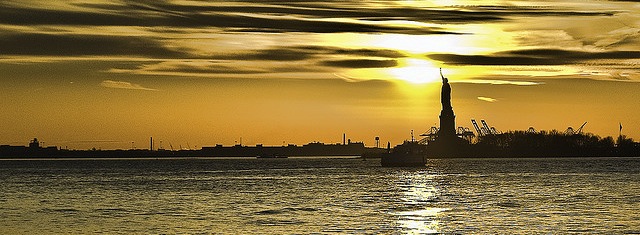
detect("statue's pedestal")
[428,135,469,158]
[432,105,469,158]
[438,107,456,138]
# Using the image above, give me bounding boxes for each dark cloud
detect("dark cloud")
[0,1,615,35]
[428,49,640,66]
[296,46,406,58]
[114,46,405,75]
[0,31,406,61]
[0,4,142,26]
[123,2,615,24]
[320,59,398,68]
[452,5,615,17]
[0,3,453,35]
[428,54,561,66]
[0,33,188,58]
[111,60,332,76]
[218,49,315,61]
[213,46,405,61]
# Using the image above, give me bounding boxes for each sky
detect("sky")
[1,0,639,150]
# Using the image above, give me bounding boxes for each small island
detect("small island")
[381,70,639,166]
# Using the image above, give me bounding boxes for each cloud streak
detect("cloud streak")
[477,96,498,102]
[100,80,158,91]
[428,49,640,66]
[320,59,398,68]
[454,80,542,86]
[105,46,407,77]
[0,33,187,58]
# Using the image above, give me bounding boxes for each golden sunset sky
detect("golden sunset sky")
[1,0,639,149]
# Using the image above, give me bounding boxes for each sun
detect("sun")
[387,59,442,84]
[337,58,446,85]
[337,58,443,84]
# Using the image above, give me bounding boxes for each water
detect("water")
[1,157,639,234]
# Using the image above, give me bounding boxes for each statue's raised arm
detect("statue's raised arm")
[440,68,448,83]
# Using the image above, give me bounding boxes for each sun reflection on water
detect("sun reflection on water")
[395,171,448,234]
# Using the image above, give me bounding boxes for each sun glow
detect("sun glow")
[318,16,522,85]
[338,58,443,85]
[367,34,480,55]
[388,59,441,84]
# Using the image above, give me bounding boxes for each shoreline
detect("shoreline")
[1,155,638,161]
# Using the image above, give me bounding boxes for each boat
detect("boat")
[380,141,427,167]
[256,154,288,159]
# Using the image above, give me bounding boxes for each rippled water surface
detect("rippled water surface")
[1,157,639,234]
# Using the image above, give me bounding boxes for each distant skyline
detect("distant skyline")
[1,0,639,149]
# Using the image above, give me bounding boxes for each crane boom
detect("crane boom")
[471,119,483,136]
[576,122,587,134]
[481,120,492,134]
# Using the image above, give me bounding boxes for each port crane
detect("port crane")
[471,119,483,136]
[419,126,474,144]
[481,120,500,135]
[471,119,500,137]
[457,127,475,143]
[419,127,439,144]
